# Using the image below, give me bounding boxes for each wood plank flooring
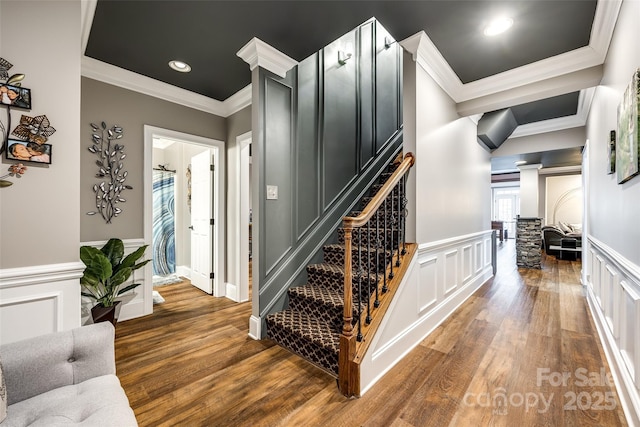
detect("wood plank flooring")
[115,242,628,426]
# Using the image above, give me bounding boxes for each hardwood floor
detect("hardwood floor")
[115,242,628,426]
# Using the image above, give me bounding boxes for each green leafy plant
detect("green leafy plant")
[80,238,150,307]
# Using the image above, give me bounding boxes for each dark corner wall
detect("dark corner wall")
[253,18,404,333]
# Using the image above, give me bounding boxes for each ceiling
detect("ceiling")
[83,0,616,173]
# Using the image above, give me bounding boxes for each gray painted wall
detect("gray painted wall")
[0,1,81,269]
[80,77,227,242]
[409,52,492,243]
[253,19,403,327]
[585,0,640,265]
[226,106,251,147]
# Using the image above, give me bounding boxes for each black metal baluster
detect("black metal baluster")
[388,188,395,280]
[396,182,401,267]
[357,227,363,342]
[366,219,372,324]
[383,199,388,293]
[402,173,407,255]
[374,207,380,308]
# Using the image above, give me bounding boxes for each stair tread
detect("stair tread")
[308,262,380,281]
[267,310,339,353]
[325,243,390,253]
[289,283,366,310]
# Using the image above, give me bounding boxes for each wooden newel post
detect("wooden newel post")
[342,225,354,337]
[339,223,358,396]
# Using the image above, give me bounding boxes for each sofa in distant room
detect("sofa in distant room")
[541,223,582,257]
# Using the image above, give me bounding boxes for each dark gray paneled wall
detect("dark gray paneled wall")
[323,28,359,207]
[264,77,295,272]
[256,19,403,328]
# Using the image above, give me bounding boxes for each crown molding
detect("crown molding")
[79,0,619,127]
[400,31,462,101]
[589,0,623,57]
[80,0,97,55]
[457,65,603,118]
[400,0,621,105]
[224,84,252,116]
[82,57,228,116]
[509,87,596,138]
[237,37,298,78]
[80,0,250,118]
[518,163,543,171]
[539,165,582,175]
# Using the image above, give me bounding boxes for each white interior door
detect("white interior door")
[190,150,213,294]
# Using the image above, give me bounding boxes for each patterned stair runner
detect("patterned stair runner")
[265,156,402,377]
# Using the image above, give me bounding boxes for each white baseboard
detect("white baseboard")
[248,315,261,340]
[225,282,239,302]
[176,265,191,279]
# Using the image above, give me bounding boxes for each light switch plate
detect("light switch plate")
[266,185,278,200]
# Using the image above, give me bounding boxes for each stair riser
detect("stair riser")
[307,267,378,293]
[348,209,399,224]
[360,194,404,210]
[288,296,344,332]
[266,322,338,376]
[323,246,391,272]
[337,228,401,247]
[309,273,382,304]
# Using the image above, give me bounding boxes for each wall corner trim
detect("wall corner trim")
[237,37,298,78]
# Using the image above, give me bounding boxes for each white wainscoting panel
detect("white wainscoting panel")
[584,236,640,426]
[360,230,494,395]
[80,239,151,324]
[462,244,472,283]
[444,249,459,297]
[475,241,483,274]
[603,265,618,337]
[0,262,84,345]
[418,256,438,314]
[484,238,492,269]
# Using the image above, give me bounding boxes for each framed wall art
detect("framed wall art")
[0,83,31,109]
[5,139,51,164]
[616,69,640,184]
[608,130,615,174]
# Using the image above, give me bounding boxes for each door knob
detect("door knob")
[188,225,194,230]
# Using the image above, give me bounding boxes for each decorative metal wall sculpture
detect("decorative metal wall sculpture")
[12,114,55,143]
[0,57,37,187]
[0,162,27,187]
[86,122,132,223]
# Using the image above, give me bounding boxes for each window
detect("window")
[492,187,520,238]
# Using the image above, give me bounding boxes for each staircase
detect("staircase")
[265,155,404,377]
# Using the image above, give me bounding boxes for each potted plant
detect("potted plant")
[80,238,150,325]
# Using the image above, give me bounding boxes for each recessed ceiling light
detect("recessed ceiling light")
[484,17,514,36]
[168,60,191,73]
[514,160,527,166]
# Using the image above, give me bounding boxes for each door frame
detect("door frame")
[492,184,520,239]
[144,125,226,313]
[226,131,251,302]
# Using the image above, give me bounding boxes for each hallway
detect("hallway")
[114,240,627,426]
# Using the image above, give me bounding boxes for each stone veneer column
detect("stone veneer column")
[516,217,542,269]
